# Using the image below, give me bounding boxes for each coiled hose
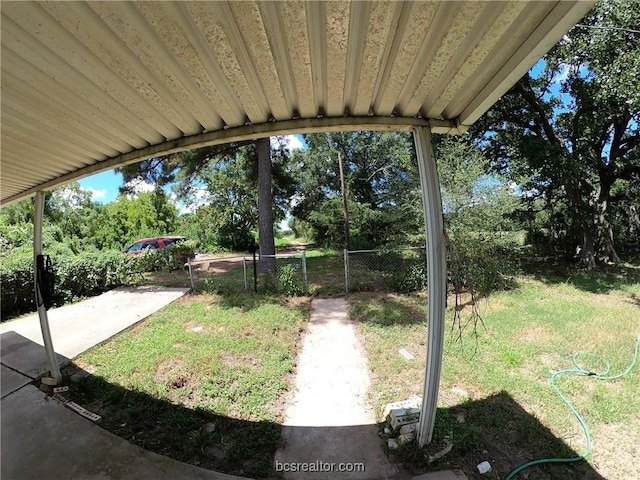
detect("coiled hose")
[504,335,640,480]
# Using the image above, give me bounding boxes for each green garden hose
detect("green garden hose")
[504,334,640,480]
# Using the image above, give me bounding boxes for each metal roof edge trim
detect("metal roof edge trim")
[2,116,460,206]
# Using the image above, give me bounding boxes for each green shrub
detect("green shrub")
[389,262,428,293]
[1,251,143,320]
[0,251,35,318]
[134,241,197,273]
[278,264,305,296]
[54,252,143,304]
[135,248,175,273]
[446,235,518,297]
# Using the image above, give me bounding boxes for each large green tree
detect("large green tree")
[475,0,640,268]
[291,131,419,248]
[91,188,178,250]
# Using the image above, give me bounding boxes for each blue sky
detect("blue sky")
[77,134,306,206]
[78,170,124,204]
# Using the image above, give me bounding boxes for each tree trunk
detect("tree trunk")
[257,137,276,273]
[595,214,620,264]
[580,230,597,270]
[594,185,620,264]
[337,152,350,250]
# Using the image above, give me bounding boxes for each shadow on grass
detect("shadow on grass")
[522,256,640,295]
[350,292,428,327]
[29,371,608,480]
[61,363,281,478]
[33,363,391,480]
[399,391,606,480]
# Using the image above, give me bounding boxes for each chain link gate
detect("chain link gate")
[344,247,427,293]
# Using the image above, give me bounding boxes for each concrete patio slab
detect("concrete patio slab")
[1,331,68,379]
[1,385,243,480]
[275,298,398,480]
[0,364,32,398]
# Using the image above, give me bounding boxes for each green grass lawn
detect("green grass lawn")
[64,291,309,478]
[352,267,640,480]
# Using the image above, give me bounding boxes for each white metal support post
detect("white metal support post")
[412,126,447,446]
[33,191,62,384]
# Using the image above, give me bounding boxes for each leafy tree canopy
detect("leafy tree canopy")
[473,0,640,267]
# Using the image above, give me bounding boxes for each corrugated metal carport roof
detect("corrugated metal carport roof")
[0,0,594,205]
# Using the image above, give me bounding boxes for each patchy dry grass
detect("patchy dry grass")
[353,268,640,480]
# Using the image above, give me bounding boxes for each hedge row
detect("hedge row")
[1,251,144,320]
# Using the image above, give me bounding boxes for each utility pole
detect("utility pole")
[337,152,350,251]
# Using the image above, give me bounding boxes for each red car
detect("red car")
[124,236,185,254]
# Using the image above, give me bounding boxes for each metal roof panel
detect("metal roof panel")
[1,0,595,204]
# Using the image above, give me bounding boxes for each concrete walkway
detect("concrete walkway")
[275,298,399,480]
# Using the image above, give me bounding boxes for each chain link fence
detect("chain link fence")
[257,251,308,294]
[186,255,251,292]
[187,247,425,295]
[344,247,427,293]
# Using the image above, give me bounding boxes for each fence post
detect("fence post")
[301,250,308,291]
[187,257,195,290]
[243,257,248,291]
[343,248,349,293]
[253,250,257,293]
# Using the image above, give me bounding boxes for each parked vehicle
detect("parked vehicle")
[124,236,185,254]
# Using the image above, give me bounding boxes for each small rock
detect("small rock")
[387,438,399,450]
[398,432,415,445]
[399,423,417,435]
[191,326,204,332]
[426,442,453,463]
[204,445,226,460]
[477,461,492,474]
[39,384,52,394]
[451,407,467,423]
[384,427,391,434]
[203,422,216,434]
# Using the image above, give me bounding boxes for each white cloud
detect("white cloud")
[271,134,304,153]
[124,178,156,198]
[88,188,107,200]
[285,134,304,151]
[52,186,84,210]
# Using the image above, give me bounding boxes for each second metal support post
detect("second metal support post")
[413,126,447,446]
